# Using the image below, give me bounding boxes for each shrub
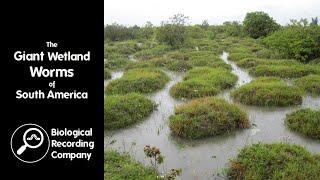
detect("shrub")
[105,68,169,94]
[104,150,158,180]
[104,68,111,79]
[169,97,250,139]
[104,93,156,130]
[170,67,237,99]
[231,77,303,106]
[222,21,245,37]
[294,75,320,95]
[249,64,320,78]
[263,26,320,62]
[243,11,280,38]
[228,143,320,180]
[285,108,320,139]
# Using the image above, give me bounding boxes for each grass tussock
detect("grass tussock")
[169,97,250,139]
[228,52,255,62]
[104,150,158,180]
[170,67,237,99]
[294,75,320,95]
[285,108,320,139]
[228,143,320,180]
[104,93,156,130]
[104,68,112,80]
[105,68,169,94]
[236,58,300,69]
[231,77,303,106]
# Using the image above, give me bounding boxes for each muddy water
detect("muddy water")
[104,71,123,87]
[105,53,320,180]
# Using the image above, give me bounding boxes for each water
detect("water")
[105,53,320,180]
[104,71,124,87]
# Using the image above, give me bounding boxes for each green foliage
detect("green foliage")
[104,68,111,79]
[236,58,300,69]
[223,21,245,37]
[294,75,320,95]
[169,97,250,139]
[186,25,207,39]
[231,77,303,106]
[170,67,237,99]
[285,108,320,139]
[144,145,165,168]
[104,150,158,180]
[106,68,169,94]
[228,143,320,180]
[249,64,320,78]
[157,14,189,48]
[104,93,156,130]
[228,52,255,61]
[263,26,320,62]
[104,23,141,41]
[243,11,280,38]
[134,44,171,60]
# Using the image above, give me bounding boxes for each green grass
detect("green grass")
[228,143,320,180]
[170,67,237,99]
[231,77,303,106]
[236,58,300,69]
[249,64,320,78]
[169,97,250,139]
[134,44,171,60]
[105,68,169,94]
[228,52,255,62]
[285,108,320,139]
[104,150,158,180]
[104,93,156,130]
[294,75,320,95]
[104,68,112,80]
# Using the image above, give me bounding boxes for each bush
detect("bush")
[263,26,320,62]
[249,64,320,78]
[157,14,189,48]
[105,68,169,94]
[231,77,303,106]
[228,143,320,180]
[243,11,280,38]
[170,67,237,99]
[104,150,158,179]
[104,93,156,130]
[222,21,245,37]
[169,97,250,139]
[285,108,320,139]
[294,75,320,95]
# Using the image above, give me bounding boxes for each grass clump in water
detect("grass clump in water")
[231,77,302,106]
[294,75,320,95]
[236,58,300,69]
[285,108,320,139]
[105,68,169,94]
[170,67,237,99]
[104,68,111,79]
[228,143,320,180]
[249,64,320,78]
[228,52,255,62]
[104,150,158,180]
[169,97,250,139]
[104,93,156,130]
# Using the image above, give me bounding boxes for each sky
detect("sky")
[104,0,319,26]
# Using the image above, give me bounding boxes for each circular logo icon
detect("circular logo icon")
[11,124,50,163]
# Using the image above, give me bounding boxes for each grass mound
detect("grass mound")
[104,150,158,180]
[169,97,250,139]
[228,143,320,180]
[249,64,320,78]
[231,77,302,106]
[236,58,300,69]
[294,75,320,95]
[104,68,111,80]
[104,93,156,130]
[170,67,237,99]
[228,52,255,62]
[285,108,320,139]
[105,68,169,94]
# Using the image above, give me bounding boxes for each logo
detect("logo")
[11,124,50,163]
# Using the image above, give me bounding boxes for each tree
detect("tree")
[243,11,280,38]
[141,21,154,39]
[157,14,189,48]
[201,20,209,29]
[223,21,244,37]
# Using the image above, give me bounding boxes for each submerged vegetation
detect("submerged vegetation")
[231,77,303,106]
[285,108,320,139]
[169,97,250,139]
[170,67,237,99]
[228,143,320,179]
[105,68,169,94]
[104,93,156,130]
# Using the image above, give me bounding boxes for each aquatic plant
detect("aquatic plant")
[231,77,303,106]
[294,75,320,95]
[228,143,320,179]
[104,93,156,130]
[169,97,250,139]
[285,108,320,139]
[105,68,169,94]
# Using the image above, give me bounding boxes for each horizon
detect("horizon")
[104,0,320,26]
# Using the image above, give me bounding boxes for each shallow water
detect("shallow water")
[105,53,320,180]
[104,71,124,87]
